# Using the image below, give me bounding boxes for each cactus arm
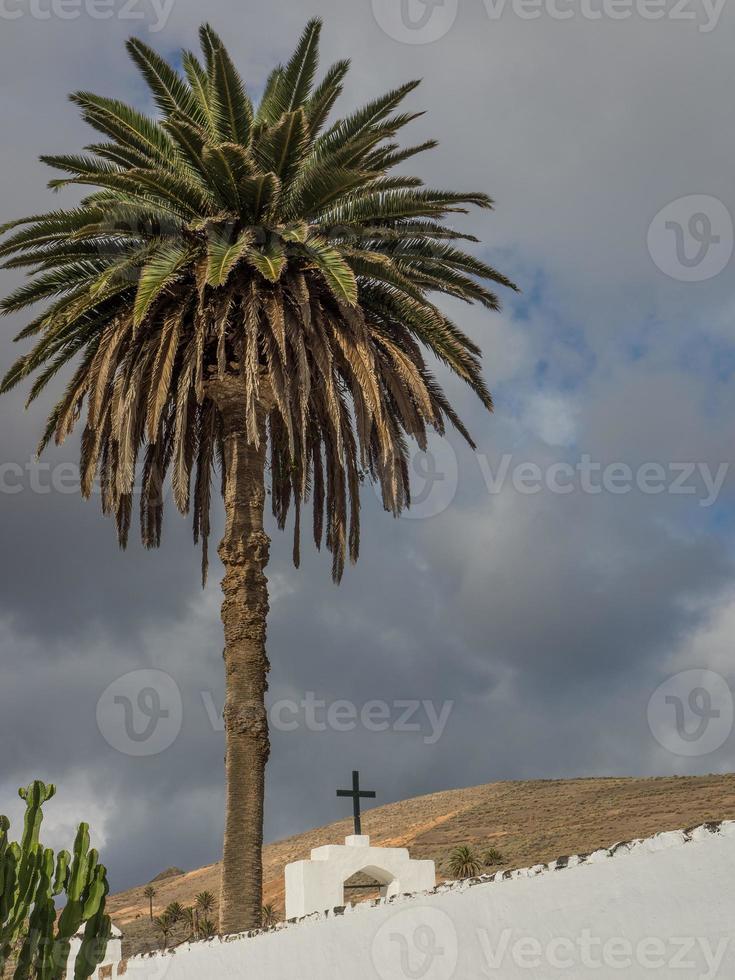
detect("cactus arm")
[56,829,111,978]
[17,783,55,854]
[52,851,70,897]
[12,848,55,980]
[74,910,112,980]
[81,865,108,921]
[0,814,9,859]
[0,843,19,927]
[1,783,110,980]
[57,824,91,939]
[0,840,20,972]
[5,846,42,944]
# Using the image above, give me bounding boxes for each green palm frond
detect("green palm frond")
[201,26,254,145]
[304,58,350,133]
[205,229,255,287]
[181,50,218,132]
[133,242,196,326]
[238,173,281,222]
[279,18,322,112]
[244,237,286,282]
[312,81,421,162]
[256,19,322,125]
[255,110,310,187]
[69,92,178,167]
[302,236,358,306]
[127,37,206,124]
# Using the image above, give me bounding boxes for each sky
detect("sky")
[0,0,734,894]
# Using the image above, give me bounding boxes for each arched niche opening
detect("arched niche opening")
[342,864,399,906]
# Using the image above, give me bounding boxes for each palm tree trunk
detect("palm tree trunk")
[210,377,272,935]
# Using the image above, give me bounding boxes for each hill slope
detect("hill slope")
[108,773,735,956]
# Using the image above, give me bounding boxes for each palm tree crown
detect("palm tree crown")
[0,18,516,582]
[447,844,483,879]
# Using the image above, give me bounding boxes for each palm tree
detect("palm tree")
[164,901,185,924]
[447,845,483,879]
[483,846,505,867]
[143,885,156,921]
[261,903,278,928]
[0,19,516,934]
[154,913,174,950]
[195,891,216,917]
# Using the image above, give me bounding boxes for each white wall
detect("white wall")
[98,821,735,980]
[285,834,436,919]
[67,925,122,979]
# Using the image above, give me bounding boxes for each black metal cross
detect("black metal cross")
[336,770,376,835]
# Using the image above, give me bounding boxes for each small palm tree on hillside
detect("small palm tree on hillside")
[0,18,516,934]
[447,845,483,879]
[164,901,185,924]
[261,903,278,928]
[196,891,216,917]
[483,846,505,867]
[154,912,174,950]
[143,885,156,921]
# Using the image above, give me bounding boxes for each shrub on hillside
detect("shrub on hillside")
[446,845,483,879]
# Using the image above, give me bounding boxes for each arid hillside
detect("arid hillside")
[108,774,735,957]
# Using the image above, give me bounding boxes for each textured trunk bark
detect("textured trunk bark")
[211,378,271,936]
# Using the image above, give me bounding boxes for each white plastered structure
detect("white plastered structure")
[284,835,436,920]
[69,821,735,979]
[66,923,123,979]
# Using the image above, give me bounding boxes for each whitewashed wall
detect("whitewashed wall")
[99,821,735,980]
[67,925,122,979]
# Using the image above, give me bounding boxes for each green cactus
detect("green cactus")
[0,781,111,980]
